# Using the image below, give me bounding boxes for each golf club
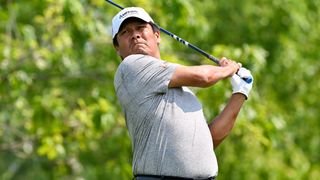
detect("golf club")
[106,0,252,83]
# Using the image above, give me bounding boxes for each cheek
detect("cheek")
[118,39,129,50]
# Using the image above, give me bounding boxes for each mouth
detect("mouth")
[133,41,147,46]
[130,41,148,50]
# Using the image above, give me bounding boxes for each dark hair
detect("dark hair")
[113,22,159,46]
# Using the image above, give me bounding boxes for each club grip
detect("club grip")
[237,73,253,83]
[243,77,253,83]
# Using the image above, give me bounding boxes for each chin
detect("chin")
[133,50,149,56]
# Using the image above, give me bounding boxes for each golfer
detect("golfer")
[112,7,253,180]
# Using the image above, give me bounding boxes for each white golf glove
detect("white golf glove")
[230,67,253,99]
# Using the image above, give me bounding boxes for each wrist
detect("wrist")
[222,66,236,78]
[231,92,247,100]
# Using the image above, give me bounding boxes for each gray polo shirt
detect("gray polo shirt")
[114,54,218,178]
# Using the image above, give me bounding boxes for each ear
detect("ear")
[114,45,120,55]
[114,47,124,60]
[155,31,161,45]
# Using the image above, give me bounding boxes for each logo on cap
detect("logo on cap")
[119,10,139,20]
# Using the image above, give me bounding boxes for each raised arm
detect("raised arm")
[169,58,240,88]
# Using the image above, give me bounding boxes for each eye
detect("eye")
[119,30,128,35]
[138,25,147,29]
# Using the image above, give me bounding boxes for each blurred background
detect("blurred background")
[0,0,319,179]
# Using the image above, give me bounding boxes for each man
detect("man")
[112,7,253,180]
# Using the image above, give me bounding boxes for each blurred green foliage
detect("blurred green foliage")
[0,0,319,179]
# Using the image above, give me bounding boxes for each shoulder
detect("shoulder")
[123,54,157,64]
[115,54,154,77]
[118,54,179,77]
[122,54,171,70]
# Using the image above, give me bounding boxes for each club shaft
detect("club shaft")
[159,28,220,64]
[107,0,124,9]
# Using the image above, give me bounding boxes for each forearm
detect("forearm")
[169,65,237,88]
[203,65,238,86]
[208,93,246,148]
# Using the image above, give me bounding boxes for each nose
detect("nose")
[131,30,141,40]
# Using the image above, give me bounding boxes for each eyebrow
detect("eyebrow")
[119,18,148,31]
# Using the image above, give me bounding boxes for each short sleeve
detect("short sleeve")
[119,54,178,94]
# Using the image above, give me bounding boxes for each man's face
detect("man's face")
[114,18,161,59]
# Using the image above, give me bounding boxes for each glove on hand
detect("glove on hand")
[230,67,253,99]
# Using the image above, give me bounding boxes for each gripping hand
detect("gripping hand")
[230,67,253,99]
